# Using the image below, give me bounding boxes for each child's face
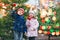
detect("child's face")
[29,13,34,18]
[17,10,23,15]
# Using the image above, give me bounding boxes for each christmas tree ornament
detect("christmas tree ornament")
[0,3,2,6]
[16,4,19,7]
[0,3,4,6]
[25,10,27,12]
[41,19,45,23]
[56,26,59,28]
[2,6,7,9]
[40,26,42,30]
[13,3,16,7]
[47,31,50,35]
[52,16,56,21]
[44,31,47,34]
[40,26,46,30]
[47,19,50,23]
[48,8,52,15]
[9,30,12,33]
[0,9,7,18]
[59,31,60,35]
[42,26,46,30]
[13,3,18,7]
[40,9,47,18]
[45,17,50,23]
[53,11,56,15]
[12,7,16,10]
[52,32,56,35]
[38,30,43,34]
[48,26,51,29]
[56,32,59,36]
[19,4,22,6]
[40,15,45,19]
[2,3,4,6]
[45,17,49,21]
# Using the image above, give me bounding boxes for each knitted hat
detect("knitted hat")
[17,8,24,14]
[29,11,35,15]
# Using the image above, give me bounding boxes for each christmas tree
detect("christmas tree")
[38,0,60,36]
[0,0,60,40]
[0,0,28,40]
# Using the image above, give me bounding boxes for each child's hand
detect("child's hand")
[24,32,27,36]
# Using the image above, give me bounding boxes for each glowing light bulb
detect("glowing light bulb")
[38,30,43,34]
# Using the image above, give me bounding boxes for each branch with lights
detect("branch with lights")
[38,0,60,36]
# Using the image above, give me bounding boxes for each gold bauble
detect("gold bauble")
[56,32,59,36]
[52,32,55,35]
[52,16,56,21]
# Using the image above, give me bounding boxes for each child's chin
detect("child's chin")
[19,14,23,15]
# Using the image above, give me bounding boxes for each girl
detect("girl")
[26,12,39,40]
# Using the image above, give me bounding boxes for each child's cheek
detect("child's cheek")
[18,11,21,14]
[18,11,20,13]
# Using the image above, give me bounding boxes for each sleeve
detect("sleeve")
[11,10,16,19]
[26,20,28,26]
[23,19,27,32]
[26,20,30,27]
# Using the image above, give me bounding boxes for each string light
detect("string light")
[52,32,56,35]
[38,30,43,34]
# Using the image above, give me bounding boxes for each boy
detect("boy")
[11,8,27,40]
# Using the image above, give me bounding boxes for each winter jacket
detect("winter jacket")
[11,10,27,32]
[26,18,39,37]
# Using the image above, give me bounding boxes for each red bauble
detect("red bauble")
[54,11,56,15]
[41,19,45,23]
[47,31,50,35]
[0,3,2,6]
[48,26,51,29]
[40,26,42,29]
[13,3,16,7]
